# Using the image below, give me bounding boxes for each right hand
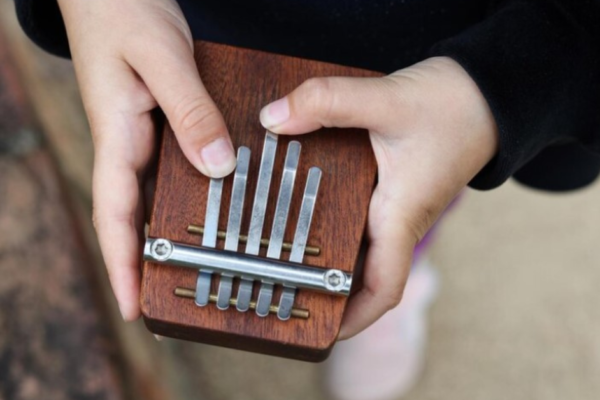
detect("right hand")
[58,0,237,320]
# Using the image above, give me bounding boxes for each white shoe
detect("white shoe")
[325,258,439,400]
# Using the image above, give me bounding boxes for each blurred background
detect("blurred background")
[1,1,599,399]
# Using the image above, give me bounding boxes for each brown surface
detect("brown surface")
[141,42,379,361]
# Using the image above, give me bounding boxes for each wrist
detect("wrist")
[395,56,499,181]
[429,56,498,169]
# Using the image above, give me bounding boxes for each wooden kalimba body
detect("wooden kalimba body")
[141,42,378,362]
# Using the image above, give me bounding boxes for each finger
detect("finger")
[74,54,156,321]
[92,113,155,321]
[338,140,460,339]
[338,192,418,340]
[128,38,236,178]
[260,76,399,134]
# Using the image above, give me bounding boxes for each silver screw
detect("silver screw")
[150,238,173,261]
[324,270,346,292]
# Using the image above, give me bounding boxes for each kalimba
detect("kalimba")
[141,42,379,361]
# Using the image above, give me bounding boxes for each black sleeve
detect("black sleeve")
[14,0,600,192]
[431,0,600,191]
[14,0,70,58]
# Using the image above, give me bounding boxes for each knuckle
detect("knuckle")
[380,75,415,114]
[419,206,438,236]
[87,114,107,143]
[404,215,429,244]
[90,126,106,148]
[91,207,103,232]
[380,288,404,311]
[405,204,439,244]
[365,282,404,312]
[300,77,335,120]
[91,206,131,234]
[173,97,222,139]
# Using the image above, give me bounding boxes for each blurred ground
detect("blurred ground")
[1,1,599,399]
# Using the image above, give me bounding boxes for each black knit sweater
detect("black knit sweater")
[13,0,600,191]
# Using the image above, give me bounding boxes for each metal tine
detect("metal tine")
[246,132,278,254]
[277,167,322,320]
[256,141,301,317]
[266,141,301,259]
[224,147,251,251]
[255,281,274,317]
[216,147,251,310]
[237,132,278,312]
[195,177,223,307]
[289,167,322,263]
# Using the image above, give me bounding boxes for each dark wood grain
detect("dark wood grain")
[141,42,380,361]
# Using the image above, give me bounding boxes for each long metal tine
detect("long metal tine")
[256,141,301,317]
[266,141,301,259]
[246,132,278,254]
[195,177,223,307]
[277,167,322,320]
[217,147,250,310]
[237,132,278,312]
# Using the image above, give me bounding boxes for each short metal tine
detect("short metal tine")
[256,282,274,317]
[277,287,297,321]
[195,274,213,307]
[290,167,322,263]
[196,178,223,307]
[236,281,254,312]
[277,167,322,320]
[216,275,234,310]
[257,141,300,317]
[217,147,250,310]
[237,132,278,312]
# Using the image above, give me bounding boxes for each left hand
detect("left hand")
[259,57,498,339]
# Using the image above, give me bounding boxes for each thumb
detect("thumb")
[129,39,236,178]
[260,77,395,134]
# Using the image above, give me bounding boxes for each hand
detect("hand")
[260,57,498,339]
[58,0,237,320]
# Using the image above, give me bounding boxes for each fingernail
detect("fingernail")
[260,97,290,129]
[200,138,236,178]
